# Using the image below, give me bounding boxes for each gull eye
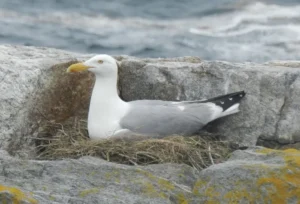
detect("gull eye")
[98,60,103,64]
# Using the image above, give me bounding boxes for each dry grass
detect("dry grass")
[35,119,238,170]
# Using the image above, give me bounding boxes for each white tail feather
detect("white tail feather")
[207,102,241,122]
[218,103,240,119]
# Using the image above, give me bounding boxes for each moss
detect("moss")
[0,184,38,204]
[79,188,99,198]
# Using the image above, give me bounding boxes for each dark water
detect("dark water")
[1,0,300,62]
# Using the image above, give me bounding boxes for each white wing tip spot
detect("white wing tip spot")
[178,105,185,111]
[229,98,233,101]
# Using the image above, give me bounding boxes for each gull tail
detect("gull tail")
[202,91,246,119]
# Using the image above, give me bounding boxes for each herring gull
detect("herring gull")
[67,55,246,139]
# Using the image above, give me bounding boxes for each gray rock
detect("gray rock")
[0,150,199,204]
[193,147,300,203]
[1,44,300,157]
[1,147,299,203]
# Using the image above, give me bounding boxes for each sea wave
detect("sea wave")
[189,2,300,37]
[0,1,300,62]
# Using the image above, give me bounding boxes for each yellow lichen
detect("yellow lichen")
[105,170,120,181]
[204,186,219,203]
[79,188,99,198]
[177,193,189,204]
[157,178,175,191]
[137,169,176,198]
[142,182,167,199]
[137,169,157,180]
[224,189,253,204]
[192,179,207,195]
[189,148,300,203]
[255,148,300,203]
[0,185,38,204]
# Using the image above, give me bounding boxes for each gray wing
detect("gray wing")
[129,99,206,106]
[120,102,213,137]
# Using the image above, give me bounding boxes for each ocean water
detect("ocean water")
[1,0,300,62]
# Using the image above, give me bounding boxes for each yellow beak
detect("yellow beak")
[67,63,91,73]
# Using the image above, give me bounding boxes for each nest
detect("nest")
[35,119,238,170]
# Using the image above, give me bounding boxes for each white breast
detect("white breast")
[88,100,129,139]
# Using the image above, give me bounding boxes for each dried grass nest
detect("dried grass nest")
[35,119,239,170]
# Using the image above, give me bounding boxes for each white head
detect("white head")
[67,54,119,78]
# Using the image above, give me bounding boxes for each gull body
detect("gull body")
[67,55,246,139]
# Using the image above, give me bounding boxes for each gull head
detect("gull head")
[67,54,119,77]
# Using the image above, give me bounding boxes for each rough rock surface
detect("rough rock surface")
[1,148,300,203]
[0,150,199,204]
[195,147,300,203]
[1,45,300,156]
[2,45,300,203]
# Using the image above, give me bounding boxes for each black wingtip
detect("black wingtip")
[202,91,246,111]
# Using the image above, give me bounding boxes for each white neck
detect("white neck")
[88,75,128,139]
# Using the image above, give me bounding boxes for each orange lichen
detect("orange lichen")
[224,189,254,203]
[255,148,300,203]
[192,180,221,203]
[189,148,300,203]
[0,185,38,204]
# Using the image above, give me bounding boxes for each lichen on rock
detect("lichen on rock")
[0,184,38,204]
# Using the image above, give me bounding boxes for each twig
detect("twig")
[208,145,214,165]
[195,151,206,169]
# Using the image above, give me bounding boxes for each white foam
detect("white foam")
[1,2,300,62]
[2,2,300,39]
[189,2,300,38]
[178,105,185,111]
